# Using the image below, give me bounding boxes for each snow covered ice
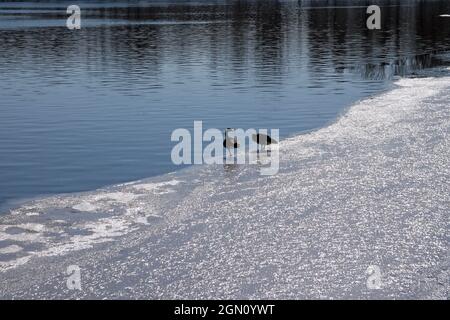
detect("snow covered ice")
[0,71,449,299]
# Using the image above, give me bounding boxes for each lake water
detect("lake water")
[1,0,450,209]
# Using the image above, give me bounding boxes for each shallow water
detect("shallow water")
[1,0,450,207]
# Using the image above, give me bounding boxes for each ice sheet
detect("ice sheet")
[0,70,449,299]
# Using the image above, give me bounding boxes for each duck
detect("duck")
[223,128,240,156]
[251,133,278,151]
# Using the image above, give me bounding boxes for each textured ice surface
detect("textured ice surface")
[0,72,449,299]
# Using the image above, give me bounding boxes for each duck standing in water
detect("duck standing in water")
[252,132,278,151]
[223,128,240,156]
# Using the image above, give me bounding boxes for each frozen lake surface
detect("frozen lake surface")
[0,70,448,299]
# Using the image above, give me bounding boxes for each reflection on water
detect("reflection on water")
[0,0,449,207]
[354,51,450,80]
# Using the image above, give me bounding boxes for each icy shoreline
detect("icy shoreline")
[0,71,449,299]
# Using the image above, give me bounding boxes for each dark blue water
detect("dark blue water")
[1,0,450,208]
